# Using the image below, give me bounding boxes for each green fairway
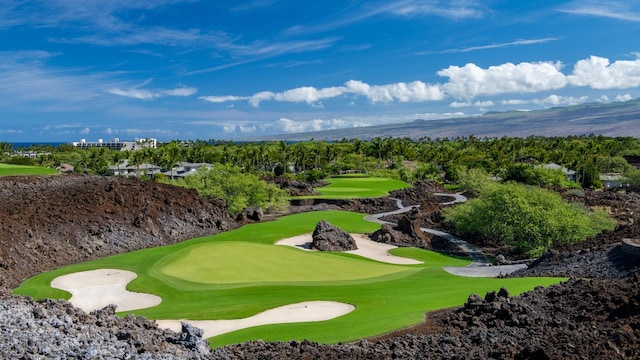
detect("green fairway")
[15,209,564,348]
[14,176,565,348]
[0,163,58,176]
[301,176,411,199]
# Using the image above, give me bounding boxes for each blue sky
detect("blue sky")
[1,0,640,142]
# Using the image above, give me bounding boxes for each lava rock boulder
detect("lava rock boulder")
[311,220,357,251]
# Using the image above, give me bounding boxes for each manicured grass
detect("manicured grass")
[160,242,410,284]
[0,163,58,176]
[15,209,564,348]
[300,176,411,199]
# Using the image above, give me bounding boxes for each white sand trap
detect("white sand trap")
[156,301,355,339]
[51,269,162,312]
[442,264,528,277]
[276,233,422,265]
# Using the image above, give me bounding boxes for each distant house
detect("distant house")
[162,162,212,179]
[108,160,211,179]
[600,173,630,188]
[538,163,578,182]
[107,160,161,177]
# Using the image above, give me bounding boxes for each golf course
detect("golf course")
[0,163,58,176]
[14,176,564,347]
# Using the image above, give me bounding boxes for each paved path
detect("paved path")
[367,192,527,277]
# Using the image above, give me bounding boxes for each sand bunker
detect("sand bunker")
[52,268,355,340]
[276,233,422,265]
[443,264,528,277]
[155,301,355,339]
[51,269,161,312]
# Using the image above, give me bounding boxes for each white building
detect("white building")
[71,138,157,151]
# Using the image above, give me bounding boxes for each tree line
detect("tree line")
[3,135,640,187]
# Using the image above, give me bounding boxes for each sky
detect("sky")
[1,0,640,142]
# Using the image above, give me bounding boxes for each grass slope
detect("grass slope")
[0,163,58,176]
[15,209,563,348]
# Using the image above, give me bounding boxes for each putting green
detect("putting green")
[160,242,413,285]
[301,176,410,199]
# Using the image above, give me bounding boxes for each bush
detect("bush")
[444,182,616,257]
[160,164,289,215]
[456,166,492,194]
[4,156,35,166]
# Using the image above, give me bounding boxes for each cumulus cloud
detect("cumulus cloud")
[108,86,197,100]
[276,118,357,133]
[344,80,445,103]
[616,93,633,102]
[567,56,640,89]
[204,80,445,107]
[438,61,568,99]
[200,55,640,110]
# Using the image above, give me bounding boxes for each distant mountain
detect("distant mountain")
[245,98,640,141]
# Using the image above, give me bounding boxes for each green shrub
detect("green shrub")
[444,182,616,257]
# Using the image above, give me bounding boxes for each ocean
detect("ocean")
[10,142,67,150]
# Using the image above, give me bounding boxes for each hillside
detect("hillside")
[247,98,640,141]
[0,174,236,289]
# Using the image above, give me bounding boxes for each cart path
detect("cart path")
[367,193,526,276]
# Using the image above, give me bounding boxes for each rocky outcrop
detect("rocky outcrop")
[262,176,319,196]
[235,207,263,223]
[311,220,357,251]
[0,296,211,359]
[0,174,236,289]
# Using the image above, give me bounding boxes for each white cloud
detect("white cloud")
[560,1,640,22]
[123,128,179,136]
[200,95,249,103]
[567,56,640,89]
[273,86,346,105]
[438,61,567,99]
[616,94,633,102]
[162,87,197,97]
[212,80,445,108]
[388,0,485,19]
[449,100,495,108]
[501,99,529,105]
[80,127,90,134]
[108,86,197,100]
[276,118,357,133]
[0,129,23,134]
[249,91,277,107]
[436,38,558,54]
[345,80,445,103]
[533,95,589,106]
[201,55,640,111]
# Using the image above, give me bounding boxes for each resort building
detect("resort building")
[71,138,157,151]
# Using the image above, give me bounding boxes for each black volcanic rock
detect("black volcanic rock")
[311,220,357,251]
